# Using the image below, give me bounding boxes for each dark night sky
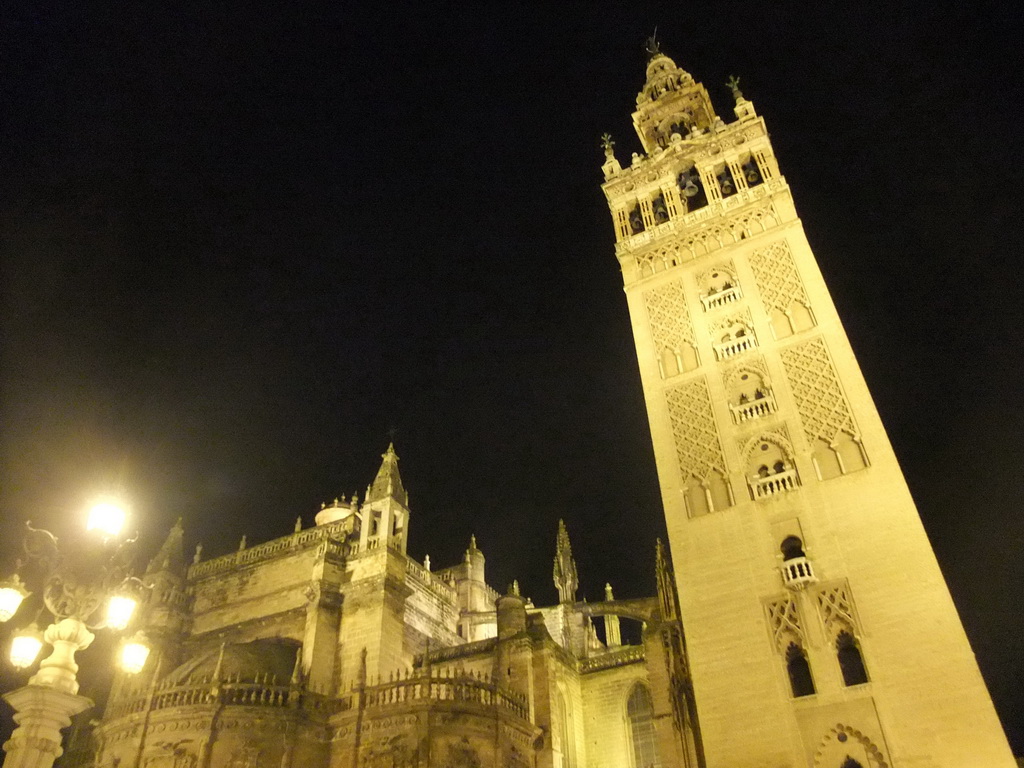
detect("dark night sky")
[2,1,1023,755]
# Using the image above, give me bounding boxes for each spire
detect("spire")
[553,519,578,604]
[146,518,185,576]
[366,442,408,505]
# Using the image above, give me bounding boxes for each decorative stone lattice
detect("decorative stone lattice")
[765,595,804,652]
[748,240,809,314]
[779,337,858,444]
[644,279,695,353]
[664,378,727,480]
[636,243,686,276]
[815,580,858,636]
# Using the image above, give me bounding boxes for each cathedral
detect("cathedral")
[61,444,693,768]
[29,45,1018,768]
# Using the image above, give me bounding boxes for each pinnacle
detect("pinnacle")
[366,442,408,505]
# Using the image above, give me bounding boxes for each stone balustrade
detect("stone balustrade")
[405,558,458,603]
[781,556,817,590]
[714,335,756,360]
[362,669,528,720]
[189,522,350,580]
[578,644,645,673]
[700,285,742,311]
[730,392,776,423]
[750,469,798,499]
[105,677,350,720]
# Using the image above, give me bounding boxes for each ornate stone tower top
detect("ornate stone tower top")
[632,46,717,154]
[552,519,578,605]
[366,442,408,506]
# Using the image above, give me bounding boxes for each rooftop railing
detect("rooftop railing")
[104,674,351,720]
[579,644,645,673]
[189,523,350,580]
[361,668,528,720]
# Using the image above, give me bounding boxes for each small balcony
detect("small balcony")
[700,285,742,311]
[750,468,798,499]
[730,391,777,423]
[714,333,756,360]
[781,556,817,590]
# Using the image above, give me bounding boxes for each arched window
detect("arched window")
[626,684,660,768]
[840,758,864,768]
[836,630,869,686]
[629,205,645,234]
[785,642,815,697]
[780,536,805,561]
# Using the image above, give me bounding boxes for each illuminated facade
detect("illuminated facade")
[601,46,1016,767]
[63,445,698,768]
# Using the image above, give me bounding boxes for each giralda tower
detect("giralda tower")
[600,46,1015,768]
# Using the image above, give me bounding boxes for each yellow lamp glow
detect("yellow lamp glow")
[0,576,29,622]
[9,623,44,669]
[120,634,150,674]
[106,594,138,631]
[86,499,127,538]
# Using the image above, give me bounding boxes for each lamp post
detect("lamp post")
[0,499,149,768]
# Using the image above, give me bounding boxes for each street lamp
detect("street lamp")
[119,632,152,675]
[9,623,44,670]
[0,498,153,768]
[0,576,29,622]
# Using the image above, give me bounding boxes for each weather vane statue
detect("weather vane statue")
[645,29,661,59]
[600,133,615,153]
[726,74,744,101]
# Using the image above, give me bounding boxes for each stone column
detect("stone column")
[1,686,93,768]
[1,617,96,768]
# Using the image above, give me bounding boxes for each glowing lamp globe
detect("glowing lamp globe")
[106,594,138,631]
[9,624,43,669]
[0,576,29,622]
[120,635,151,674]
[87,499,127,538]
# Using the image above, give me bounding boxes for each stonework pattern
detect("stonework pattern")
[643,279,694,351]
[779,336,858,444]
[815,580,858,635]
[764,595,804,651]
[749,240,809,314]
[664,377,727,480]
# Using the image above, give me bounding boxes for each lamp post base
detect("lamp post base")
[1,685,93,768]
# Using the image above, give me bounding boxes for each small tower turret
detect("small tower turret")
[142,518,188,636]
[357,442,410,553]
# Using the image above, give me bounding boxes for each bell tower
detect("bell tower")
[601,43,1015,768]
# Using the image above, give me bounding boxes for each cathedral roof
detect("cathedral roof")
[163,639,299,685]
[366,442,408,506]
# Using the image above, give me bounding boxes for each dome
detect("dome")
[315,498,356,526]
[164,639,300,685]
